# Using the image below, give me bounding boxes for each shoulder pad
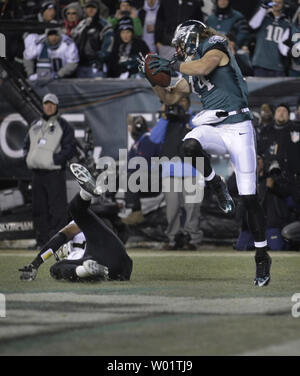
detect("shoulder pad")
[208,35,227,45]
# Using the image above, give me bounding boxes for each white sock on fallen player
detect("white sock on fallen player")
[79,188,92,201]
[75,265,90,278]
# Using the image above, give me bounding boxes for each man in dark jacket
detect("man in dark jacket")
[258,104,300,179]
[207,0,250,49]
[24,93,75,249]
[154,0,204,58]
[72,0,114,78]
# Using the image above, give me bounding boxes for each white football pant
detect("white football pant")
[183,120,257,196]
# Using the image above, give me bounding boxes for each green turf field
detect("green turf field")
[0,248,300,356]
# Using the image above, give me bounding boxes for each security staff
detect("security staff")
[24,93,76,248]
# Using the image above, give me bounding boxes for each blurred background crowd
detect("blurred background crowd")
[1,0,300,79]
[0,0,300,252]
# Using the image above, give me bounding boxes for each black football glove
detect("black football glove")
[19,264,38,281]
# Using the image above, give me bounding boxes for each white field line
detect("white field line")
[0,293,293,343]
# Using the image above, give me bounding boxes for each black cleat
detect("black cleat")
[208,176,235,215]
[70,163,103,196]
[254,253,272,287]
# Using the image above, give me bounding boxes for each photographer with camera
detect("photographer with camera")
[258,104,300,178]
[150,97,204,250]
[235,155,291,251]
[108,0,143,37]
[123,115,160,225]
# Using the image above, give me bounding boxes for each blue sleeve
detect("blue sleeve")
[189,114,195,128]
[149,118,169,144]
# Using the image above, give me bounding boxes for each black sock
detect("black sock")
[255,246,269,260]
[31,232,67,269]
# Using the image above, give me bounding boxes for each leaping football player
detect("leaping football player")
[139,20,271,287]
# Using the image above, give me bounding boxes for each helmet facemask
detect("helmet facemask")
[172,21,206,61]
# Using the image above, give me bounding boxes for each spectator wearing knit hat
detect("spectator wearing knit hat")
[23,27,79,80]
[79,0,110,18]
[38,0,57,22]
[72,0,114,77]
[107,16,149,78]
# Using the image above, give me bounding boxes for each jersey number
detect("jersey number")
[266,25,284,44]
[189,76,214,95]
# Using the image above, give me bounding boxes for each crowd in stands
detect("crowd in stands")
[1,0,300,79]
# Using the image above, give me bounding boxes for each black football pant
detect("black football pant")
[50,193,133,282]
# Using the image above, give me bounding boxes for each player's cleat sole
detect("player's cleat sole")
[254,253,272,287]
[209,176,235,215]
[83,259,109,279]
[70,163,103,196]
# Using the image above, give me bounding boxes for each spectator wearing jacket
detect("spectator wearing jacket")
[253,103,274,138]
[72,0,114,78]
[23,27,79,81]
[206,0,250,49]
[107,17,149,78]
[154,0,204,59]
[24,93,76,249]
[249,0,291,77]
[279,7,300,77]
[108,0,143,37]
[150,97,204,250]
[62,2,83,37]
[80,0,110,19]
[258,103,300,180]
[38,0,57,22]
[138,0,160,53]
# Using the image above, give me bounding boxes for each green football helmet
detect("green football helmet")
[172,20,207,60]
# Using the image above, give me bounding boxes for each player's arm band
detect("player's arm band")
[31,232,67,269]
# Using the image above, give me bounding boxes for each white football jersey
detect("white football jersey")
[24,33,79,66]
[67,231,86,260]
